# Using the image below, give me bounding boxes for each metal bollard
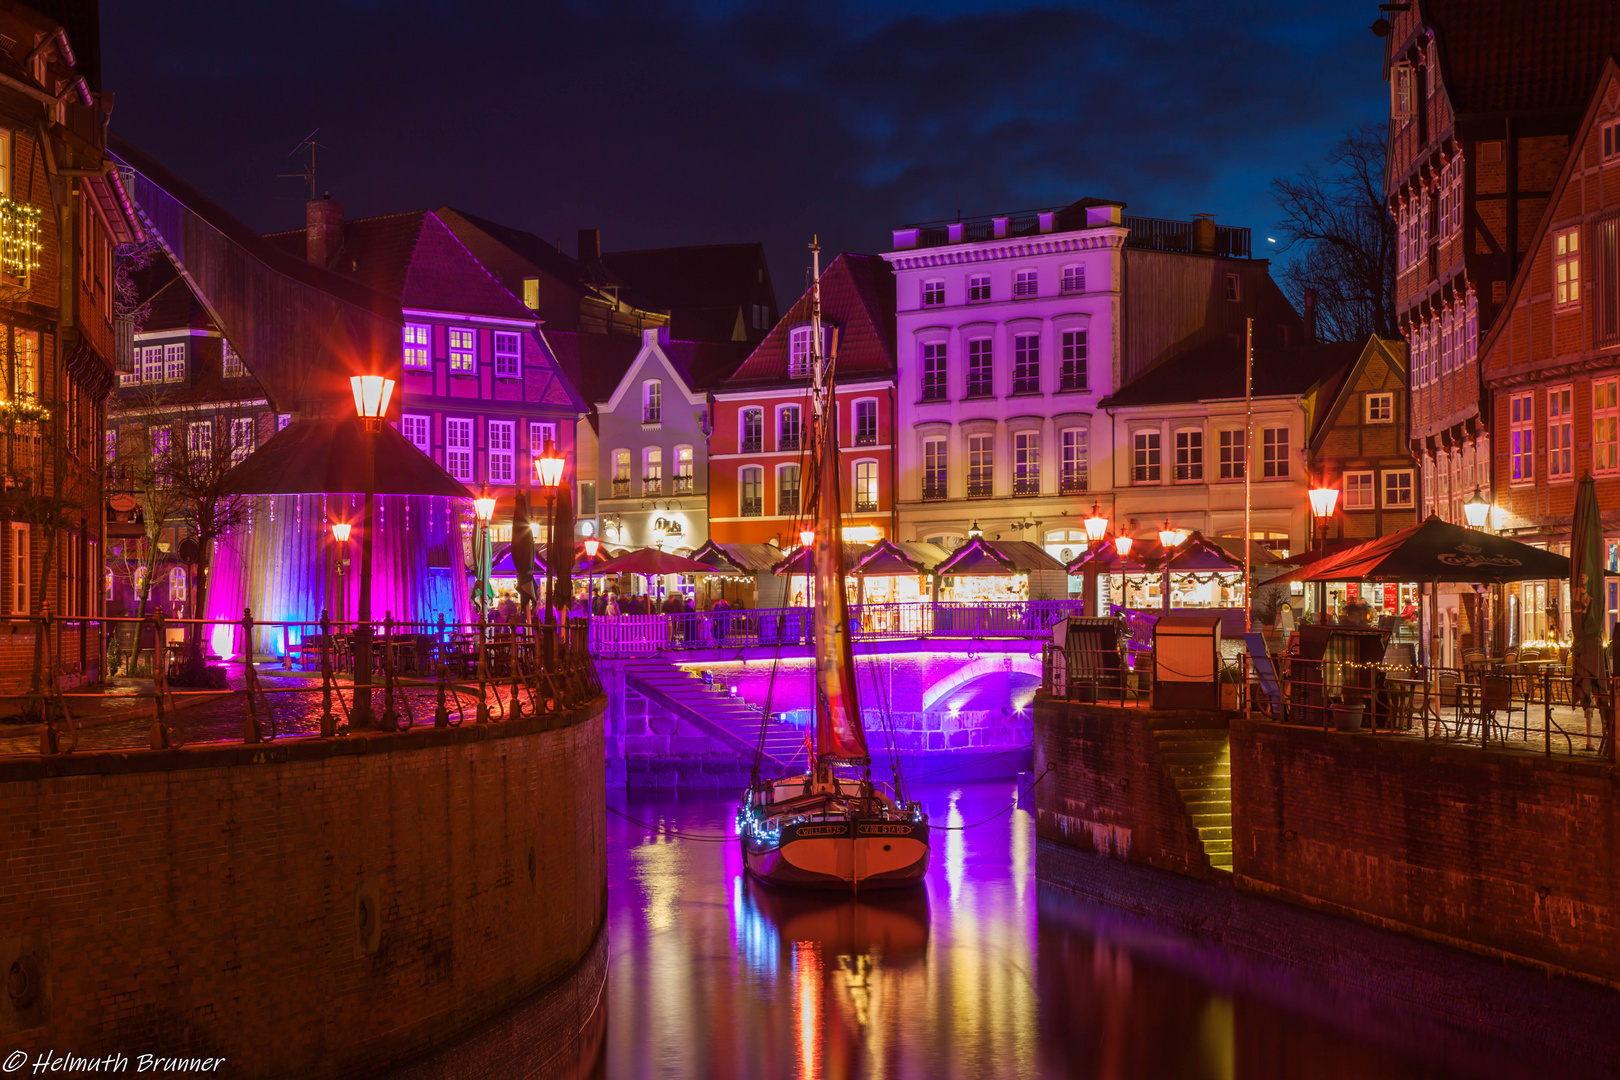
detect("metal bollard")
[319,610,336,737]
[381,613,399,732]
[476,615,491,723]
[242,608,262,745]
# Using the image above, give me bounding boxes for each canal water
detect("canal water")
[605,781,1506,1080]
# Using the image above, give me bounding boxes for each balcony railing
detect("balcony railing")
[1060,473,1088,495]
[674,474,694,494]
[642,477,662,496]
[611,479,631,497]
[778,493,799,515]
[921,380,947,402]
[779,433,800,451]
[642,408,662,424]
[1013,279,1038,298]
[966,377,992,398]
[741,497,763,517]
[1012,376,1039,394]
[853,496,877,512]
[741,437,762,453]
[1059,371,1087,391]
[967,478,993,499]
[922,481,947,501]
[1013,476,1040,497]
[855,428,877,446]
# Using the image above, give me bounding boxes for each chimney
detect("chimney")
[306,192,343,268]
[1303,288,1317,344]
[1191,213,1217,255]
[578,228,601,264]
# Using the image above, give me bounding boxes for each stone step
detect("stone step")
[1209,856,1234,872]
[1153,730,1229,742]
[1174,778,1231,794]
[1195,825,1232,841]
[1165,762,1230,778]
[1180,795,1231,813]
[1201,838,1234,855]
[1156,737,1229,751]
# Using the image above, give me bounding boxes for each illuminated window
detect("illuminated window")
[222,340,246,378]
[777,464,800,514]
[402,414,430,455]
[643,447,662,495]
[1014,431,1040,495]
[1383,469,1414,509]
[169,565,186,602]
[0,129,9,198]
[1261,427,1289,478]
[968,274,990,302]
[967,434,992,498]
[1510,392,1534,483]
[921,342,948,400]
[188,420,211,458]
[487,420,514,483]
[853,399,878,446]
[493,331,521,378]
[966,338,992,397]
[788,327,813,378]
[1013,333,1040,393]
[1392,62,1414,120]
[1219,429,1245,480]
[740,466,763,516]
[403,324,431,370]
[675,445,694,492]
[1594,379,1619,474]
[923,438,947,500]
[277,413,292,431]
[1367,392,1394,423]
[1059,330,1088,391]
[1133,430,1160,483]
[1173,429,1202,482]
[448,328,476,374]
[853,461,878,512]
[444,418,473,481]
[10,522,27,613]
[642,379,661,423]
[164,342,185,383]
[741,408,763,453]
[1344,471,1375,510]
[1555,227,1580,309]
[922,279,945,306]
[529,421,556,458]
[778,405,801,450]
[230,417,254,466]
[1547,385,1573,479]
[1060,428,1088,493]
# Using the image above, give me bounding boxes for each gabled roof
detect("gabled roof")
[722,254,896,388]
[1308,337,1408,448]
[264,210,536,321]
[547,330,749,409]
[936,538,1065,576]
[1103,338,1359,409]
[1421,1,1620,116]
[130,256,213,334]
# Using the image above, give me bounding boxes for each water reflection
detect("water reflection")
[606,783,1516,1080]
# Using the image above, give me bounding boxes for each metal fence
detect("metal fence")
[586,600,1087,654]
[4,609,601,758]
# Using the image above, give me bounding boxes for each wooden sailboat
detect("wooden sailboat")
[736,239,930,892]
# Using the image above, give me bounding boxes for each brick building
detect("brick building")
[0,5,139,691]
[1481,58,1620,647]
[709,253,896,546]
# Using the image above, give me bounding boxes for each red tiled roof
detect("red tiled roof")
[722,253,895,387]
[1423,0,1620,115]
[544,330,750,406]
[264,210,535,320]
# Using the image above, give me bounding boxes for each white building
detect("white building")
[882,199,1301,586]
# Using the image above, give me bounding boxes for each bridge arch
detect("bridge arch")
[920,654,1042,713]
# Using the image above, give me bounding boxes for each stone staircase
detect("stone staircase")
[1154,728,1233,874]
[620,657,806,773]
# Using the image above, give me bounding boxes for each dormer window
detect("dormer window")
[922,279,945,306]
[789,327,814,378]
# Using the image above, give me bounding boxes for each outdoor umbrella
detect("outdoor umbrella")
[596,548,714,576]
[1570,475,1607,713]
[548,482,576,614]
[512,492,537,612]
[1265,516,1570,586]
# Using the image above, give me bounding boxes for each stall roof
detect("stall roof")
[691,540,787,573]
[772,543,868,576]
[1065,532,1245,575]
[937,538,1065,576]
[852,538,947,577]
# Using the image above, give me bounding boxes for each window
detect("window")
[741,408,763,453]
[1060,428,1088,493]
[967,338,993,397]
[0,130,8,198]
[488,420,514,483]
[278,413,292,431]
[642,379,662,424]
[921,342,948,400]
[1344,471,1376,510]
[612,449,631,495]
[164,342,185,383]
[853,461,878,512]
[1441,306,1454,375]
[1595,379,1619,474]
[1604,120,1620,162]
[403,324,431,370]
[1061,265,1085,294]
[402,414,430,455]
[104,428,116,464]
[968,274,991,302]
[137,344,160,385]
[922,279,945,307]
[579,480,596,516]
[445,418,473,481]
[522,278,540,310]
[222,340,246,378]
[778,464,800,514]
[493,331,521,378]
[1224,274,1240,302]
[778,405,801,450]
[148,426,170,465]
[967,434,992,498]
[448,328,476,374]
[674,445,694,492]
[1510,392,1534,483]
[1013,333,1040,393]
[1392,62,1414,120]
[230,417,255,466]
[854,399,878,446]
[788,327,813,378]
[1013,432,1040,495]
[529,421,557,457]
[1014,268,1038,298]
[1464,289,1478,363]
[1366,392,1394,423]
[1173,429,1203,482]
[1547,385,1573,479]
[1219,430,1245,480]
[1133,430,1161,483]
[740,466,763,516]
[10,522,27,614]
[188,420,212,458]
[923,438,947,500]
[1555,227,1580,309]
[169,565,187,603]
[1383,469,1415,509]
[1261,427,1289,478]
[643,447,662,495]
[1059,330,1087,391]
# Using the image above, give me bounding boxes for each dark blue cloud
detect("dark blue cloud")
[101,0,1385,300]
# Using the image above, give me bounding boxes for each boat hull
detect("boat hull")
[743,818,930,892]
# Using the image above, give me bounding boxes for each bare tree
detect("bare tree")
[1271,123,1398,343]
[108,393,181,675]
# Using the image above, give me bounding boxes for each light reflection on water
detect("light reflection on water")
[605,783,1491,1080]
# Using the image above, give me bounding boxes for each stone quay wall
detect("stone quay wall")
[0,699,607,1080]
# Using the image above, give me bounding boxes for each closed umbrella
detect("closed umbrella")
[1571,474,1608,752]
[548,482,576,616]
[512,492,537,613]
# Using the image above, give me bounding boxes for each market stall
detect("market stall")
[849,539,949,634]
[690,540,786,609]
[932,538,1068,635]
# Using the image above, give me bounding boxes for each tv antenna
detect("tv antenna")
[278,128,324,201]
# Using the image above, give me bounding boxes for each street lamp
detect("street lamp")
[533,437,566,624]
[1308,481,1341,624]
[1157,521,1182,616]
[348,374,395,728]
[1463,486,1490,530]
[967,520,982,540]
[1082,503,1109,616]
[583,536,601,620]
[330,521,351,627]
[473,488,496,624]
[799,528,815,548]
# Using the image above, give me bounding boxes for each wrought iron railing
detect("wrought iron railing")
[1013,476,1040,497]
[611,479,631,497]
[967,479,993,499]
[1060,474,1087,494]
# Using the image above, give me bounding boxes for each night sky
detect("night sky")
[102,0,1387,302]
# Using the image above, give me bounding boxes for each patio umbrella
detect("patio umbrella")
[1571,474,1607,709]
[1265,516,1570,586]
[548,482,576,613]
[511,492,537,612]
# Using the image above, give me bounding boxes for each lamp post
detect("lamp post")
[1307,482,1341,624]
[473,489,496,625]
[534,437,567,624]
[1157,522,1182,616]
[331,521,351,627]
[967,520,982,540]
[1083,503,1109,617]
[1463,486,1493,658]
[350,374,395,728]
[583,536,601,622]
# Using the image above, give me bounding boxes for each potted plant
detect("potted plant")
[1329,693,1366,732]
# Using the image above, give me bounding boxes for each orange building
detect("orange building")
[708,254,896,545]
[1480,57,1620,645]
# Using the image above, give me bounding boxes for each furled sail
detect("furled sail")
[810,413,868,762]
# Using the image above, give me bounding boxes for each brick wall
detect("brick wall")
[1231,717,1619,984]
[0,701,607,1078]
[1033,699,1218,880]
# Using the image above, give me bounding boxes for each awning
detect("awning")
[850,539,926,577]
[221,417,472,498]
[772,543,867,577]
[936,537,1019,576]
[1266,516,1571,586]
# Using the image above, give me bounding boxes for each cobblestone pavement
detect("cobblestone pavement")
[0,665,534,756]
